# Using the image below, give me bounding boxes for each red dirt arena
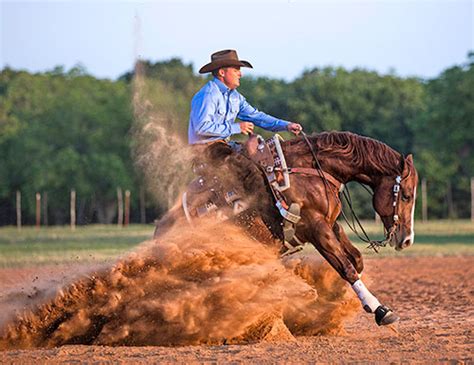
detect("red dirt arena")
[0,253,472,364]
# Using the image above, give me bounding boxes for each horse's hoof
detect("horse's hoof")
[375,305,399,326]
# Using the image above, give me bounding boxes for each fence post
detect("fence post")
[421,178,428,223]
[167,185,174,210]
[42,192,48,226]
[375,212,381,224]
[70,189,76,231]
[117,187,123,227]
[447,181,455,218]
[140,186,146,224]
[35,193,41,229]
[16,190,21,230]
[471,177,474,223]
[124,190,130,227]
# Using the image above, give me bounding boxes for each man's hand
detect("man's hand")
[240,122,254,135]
[287,122,303,135]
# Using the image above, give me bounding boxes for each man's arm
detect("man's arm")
[237,95,302,134]
[237,96,289,132]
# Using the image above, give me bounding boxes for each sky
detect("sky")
[1,0,473,81]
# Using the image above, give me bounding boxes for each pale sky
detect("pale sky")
[1,0,473,81]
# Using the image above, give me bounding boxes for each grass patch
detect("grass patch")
[0,220,472,268]
[0,224,153,268]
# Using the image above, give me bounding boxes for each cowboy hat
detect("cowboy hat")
[199,49,253,74]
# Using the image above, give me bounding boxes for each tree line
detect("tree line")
[0,53,472,225]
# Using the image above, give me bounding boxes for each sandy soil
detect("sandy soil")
[1,255,473,364]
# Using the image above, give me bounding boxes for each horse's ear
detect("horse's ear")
[402,154,413,178]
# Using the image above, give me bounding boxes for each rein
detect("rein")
[339,187,383,252]
[301,132,332,213]
[300,132,401,253]
[340,184,397,253]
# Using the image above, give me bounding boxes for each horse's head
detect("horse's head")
[373,154,419,251]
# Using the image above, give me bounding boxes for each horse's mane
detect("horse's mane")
[287,131,403,176]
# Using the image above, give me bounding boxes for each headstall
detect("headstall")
[370,175,403,250]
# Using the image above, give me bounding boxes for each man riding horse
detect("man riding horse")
[186,49,303,236]
[187,48,304,246]
[178,49,419,327]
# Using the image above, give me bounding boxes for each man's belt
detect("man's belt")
[196,138,230,146]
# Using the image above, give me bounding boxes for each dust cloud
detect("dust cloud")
[131,61,192,209]
[0,264,107,330]
[0,220,359,349]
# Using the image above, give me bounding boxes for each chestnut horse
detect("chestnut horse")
[154,131,419,326]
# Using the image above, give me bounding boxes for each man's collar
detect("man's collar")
[213,77,231,94]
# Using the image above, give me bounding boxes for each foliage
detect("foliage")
[287,67,425,152]
[0,67,135,224]
[0,224,150,268]
[414,53,474,217]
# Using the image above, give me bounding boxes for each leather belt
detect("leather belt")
[195,138,229,146]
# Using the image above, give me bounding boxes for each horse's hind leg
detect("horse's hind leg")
[332,222,364,274]
[153,204,183,239]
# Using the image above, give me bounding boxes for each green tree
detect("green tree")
[288,67,425,153]
[414,53,474,218]
[0,67,135,224]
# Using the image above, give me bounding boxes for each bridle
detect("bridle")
[366,174,402,251]
[339,174,404,253]
[373,154,415,250]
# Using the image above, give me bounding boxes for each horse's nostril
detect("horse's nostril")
[402,238,412,247]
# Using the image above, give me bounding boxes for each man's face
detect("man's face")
[219,66,242,89]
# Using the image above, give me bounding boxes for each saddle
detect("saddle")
[183,136,294,220]
[181,134,342,255]
[182,173,248,223]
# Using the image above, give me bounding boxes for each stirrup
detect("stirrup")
[283,203,301,239]
[280,244,304,258]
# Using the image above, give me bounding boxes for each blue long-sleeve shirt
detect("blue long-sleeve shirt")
[188,78,290,144]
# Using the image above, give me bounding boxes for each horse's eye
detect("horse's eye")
[402,194,410,202]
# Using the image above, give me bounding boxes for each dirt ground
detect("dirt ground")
[0,255,472,364]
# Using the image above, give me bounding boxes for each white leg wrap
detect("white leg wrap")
[352,279,381,313]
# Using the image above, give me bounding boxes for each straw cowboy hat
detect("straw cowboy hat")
[199,49,253,74]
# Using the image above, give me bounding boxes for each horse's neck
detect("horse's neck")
[315,143,401,187]
[283,135,402,186]
[320,152,398,187]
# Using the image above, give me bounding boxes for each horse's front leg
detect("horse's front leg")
[302,213,399,326]
[332,222,364,274]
